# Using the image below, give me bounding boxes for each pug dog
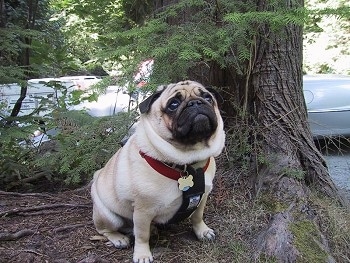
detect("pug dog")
[91,80,225,263]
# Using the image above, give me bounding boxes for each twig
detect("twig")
[20,249,46,257]
[0,229,35,241]
[14,210,63,217]
[0,190,54,198]
[9,172,47,187]
[0,203,91,217]
[53,223,87,233]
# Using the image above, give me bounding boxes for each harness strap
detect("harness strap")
[167,165,205,224]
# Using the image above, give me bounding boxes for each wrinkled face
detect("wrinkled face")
[140,80,220,145]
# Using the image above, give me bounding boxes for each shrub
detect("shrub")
[0,96,138,191]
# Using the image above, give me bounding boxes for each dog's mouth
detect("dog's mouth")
[172,104,218,144]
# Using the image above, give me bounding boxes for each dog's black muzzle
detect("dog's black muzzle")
[173,99,218,144]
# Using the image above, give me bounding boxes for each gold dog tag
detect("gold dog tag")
[178,175,194,191]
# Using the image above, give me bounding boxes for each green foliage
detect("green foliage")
[35,111,136,185]
[0,0,66,82]
[282,167,306,180]
[0,78,137,190]
[0,108,137,190]
[311,192,350,261]
[86,0,309,86]
[50,0,129,74]
[0,124,37,189]
[224,9,306,28]
[49,0,349,82]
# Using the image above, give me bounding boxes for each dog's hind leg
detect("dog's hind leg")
[92,205,131,248]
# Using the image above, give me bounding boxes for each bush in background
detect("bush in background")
[0,110,137,191]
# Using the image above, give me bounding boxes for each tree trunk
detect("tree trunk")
[0,0,5,28]
[246,1,345,261]
[9,0,38,118]
[250,23,336,197]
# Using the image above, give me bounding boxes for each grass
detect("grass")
[311,192,350,262]
[289,220,329,263]
[168,161,272,263]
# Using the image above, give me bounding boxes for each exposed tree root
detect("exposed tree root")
[0,203,91,217]
[0,229,35,241]
[0,190,54,198]
[254,210,298,262]
[53,223,90,233]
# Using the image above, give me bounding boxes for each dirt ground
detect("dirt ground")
[0,169,263,263]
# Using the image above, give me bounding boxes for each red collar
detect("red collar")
[139,151,210,180]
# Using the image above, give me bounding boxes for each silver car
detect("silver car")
[303,75,350,138]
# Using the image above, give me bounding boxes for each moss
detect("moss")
[289,220,328,263]
[257,254,278,263]
[282,167,306,180]
[310,191,350,262]
[257,193,289,213]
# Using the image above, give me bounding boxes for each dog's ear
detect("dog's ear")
[206,87,224,106]
[139,89,164,114]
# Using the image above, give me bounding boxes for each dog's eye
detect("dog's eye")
[167,98,181,111]
[203,93,213,103]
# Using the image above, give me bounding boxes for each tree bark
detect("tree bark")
[9,0,39,118]
[250,21,337,196]
[246,1,344,261]
[0,0,5,28]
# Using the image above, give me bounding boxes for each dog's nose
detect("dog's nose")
[187,99,203,107]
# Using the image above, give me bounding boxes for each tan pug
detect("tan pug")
[91,80,225,263]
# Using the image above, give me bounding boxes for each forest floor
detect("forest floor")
[0,165,269,263]
[1,158,350,263]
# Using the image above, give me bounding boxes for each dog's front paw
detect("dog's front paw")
[133,251,154,263]
[198,228,215,240]
[133,242,154,263]
[193,221,216,241]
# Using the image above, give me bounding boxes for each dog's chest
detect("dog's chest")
[152,191,183,224]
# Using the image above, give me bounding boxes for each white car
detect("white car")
[72,85,145,116]
[59,75,102,90]
[0,78,75,116]
[0,75,145,117]
[303,75,350,138]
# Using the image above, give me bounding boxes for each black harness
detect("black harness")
[167,165,206,224]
